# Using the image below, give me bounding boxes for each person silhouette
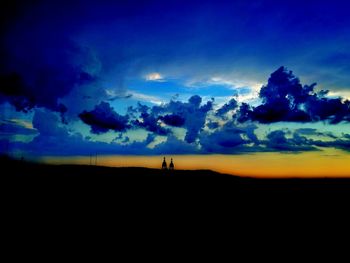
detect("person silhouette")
[162,157,167,170]
[169,158,174,170]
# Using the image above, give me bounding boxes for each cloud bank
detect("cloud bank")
[2,65,350,157]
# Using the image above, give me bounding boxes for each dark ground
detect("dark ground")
[3,155,350,200]
[2,155,350,244]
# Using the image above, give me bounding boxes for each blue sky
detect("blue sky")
[0,0,349,158]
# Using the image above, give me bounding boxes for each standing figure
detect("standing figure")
[162,157,167,170]
[169,158,174,170]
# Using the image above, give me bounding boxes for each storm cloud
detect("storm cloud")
[236,67,350,124]
[0,1,99,114]
[79,102,130,134]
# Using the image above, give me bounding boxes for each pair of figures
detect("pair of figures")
[162,157,174,170]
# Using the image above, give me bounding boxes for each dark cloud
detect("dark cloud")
[216,98,238,118]
[265,130,317,152]
[236,103,252,123]
[159,114,185,127]
[295,128,338,139]
[3,107,350,156]
[131,103,170,136]
[311,139,350,152]
[5,132,154,157]
[107,94,133,101]
[1,109,155,156]
[0,26,98,114]
[133,112,170,136]
[152,135,200,154]
[236,67,350,124]
[305,95,350,124]
[206,121,220,129]
[163,96,213,143]
[79,102,130,134]
[130,95,213,142]
[0,1,112,120]
[200,129,247,153]
[263,129,350,153]
[199,122,259,154]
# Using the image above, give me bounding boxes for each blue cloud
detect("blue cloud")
[79,102,130,134]
[265,130,317,152]
[131,103,170,136]
[199,122,260,154]
[311,139,350,152]
[130,95,213,143]
[164,96,213,143]
[295,128,337,139]
[216,98,238,118]
[236,67,350,124]
[206,121,220,130]
[152,135,200,155]
[159,114,185,127]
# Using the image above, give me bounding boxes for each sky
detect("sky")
[0,0,349,177]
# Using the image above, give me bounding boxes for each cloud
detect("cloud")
[0,119,38,136]
[295,128,320,135]
[130,95,213,143]
[200,129,247,154]
[79,102,130,134]
[311,139,350,152]
[165,95,213,143]
[206,121,220,129]
[1,109,155,156]
[133,112,170,136]
[152,135,200,154]
[145,72,163,81]
[159,114,185,127]
[199,122,259,154]
[131,103,170,136]
[236,67,350,124]
[128,91,165,105]
[0,28,98,114]
[295,128,338,139]
[4,106,350,156]
[33,109,69,137]
[265,130,317,152]
[216,98,238,118]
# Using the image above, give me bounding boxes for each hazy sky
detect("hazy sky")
[0,0,349,176]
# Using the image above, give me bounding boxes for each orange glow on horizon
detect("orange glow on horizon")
[41,149,350,178]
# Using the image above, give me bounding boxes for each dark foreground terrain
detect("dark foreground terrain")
[3,155,350,237]
[3,156,350,199]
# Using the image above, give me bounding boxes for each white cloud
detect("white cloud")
[145,72,164,81]
[327,90,350,100]
[129,91,165,105]
[209,76,263,92]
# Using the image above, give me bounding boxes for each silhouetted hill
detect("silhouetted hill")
[3,155,350,231]
[2,155,350,197]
